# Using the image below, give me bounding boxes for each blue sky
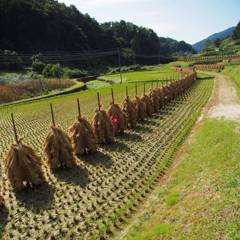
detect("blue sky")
[59,0,240,44]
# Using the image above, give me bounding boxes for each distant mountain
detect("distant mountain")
[159,37,195,56]
[193,26,236,52]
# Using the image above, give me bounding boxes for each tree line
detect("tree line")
[0,0,194,66]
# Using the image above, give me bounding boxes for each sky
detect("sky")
[59,0,240,44]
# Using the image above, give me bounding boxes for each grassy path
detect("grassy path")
[120,72,240,240]
[0,76,213,239]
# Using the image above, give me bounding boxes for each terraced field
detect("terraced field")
[100,68,180,83]
[0,75,213,239]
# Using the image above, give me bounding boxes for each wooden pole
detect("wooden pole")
[126,86,128,98]
[135,83,138,96]
[77,98,81,117]
[118,49,123,84]
[50,103,55,126]
[143,82,146,95]
[111,88,115,104]
[97,92,101,110]
[11,113,18,143]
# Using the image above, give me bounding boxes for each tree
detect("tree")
[121,48,136,65]
[0,0,195,67]
[203,40,215,52]
[43,64,63,78]
[32,53,45,74]
[232,22,240,40]
[214,38,221,48]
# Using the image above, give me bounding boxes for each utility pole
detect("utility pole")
[118,48,123,84]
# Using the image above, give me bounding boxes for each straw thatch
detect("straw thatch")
[69,116,97,155]
[133,96,147,121]
[108,103,126,135]
[122,97,138,128]
[43,125,76,169]
[150,88,160,113]
[5,140,45,191]
[141,94,153,117]
[92,109,115,144]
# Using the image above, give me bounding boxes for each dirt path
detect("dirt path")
[207,73,240,120]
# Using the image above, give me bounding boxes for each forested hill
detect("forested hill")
[0,0,194,56]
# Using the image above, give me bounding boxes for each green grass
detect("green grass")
[86,79,111,89]
[100,61,194,84]
[164,192,180,206]
[223,65,240,95]
[100,65,180,83]
[124,119,240,240]
[0,80,152,118]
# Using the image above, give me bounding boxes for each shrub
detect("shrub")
[32,60,45,74]
[64,68,88,78]
[43,64,64,78]
[51,64,64,78]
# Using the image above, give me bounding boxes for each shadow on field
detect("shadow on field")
[134,124,153,133]
[104,140,130,152]
[15,182,55,213]
[80,150,113,169]
[119,131,142,142]
[143,118,157,125]
[0,206,8,237]
[53,165,90,188]
[198,76,213,81]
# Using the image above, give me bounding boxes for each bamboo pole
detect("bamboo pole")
[11,113,18,143]
[77,98,81,117]
[111,88,115,104]
[97,92,101,110]
[50,103,55,126]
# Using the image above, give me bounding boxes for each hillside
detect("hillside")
[0,0,194,60]
[159,37,195,56]
[193,26,236,52]
[199,37,240,56]
[218,37,240,55]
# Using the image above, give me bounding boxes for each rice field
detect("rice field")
[0,73,213,239]
[100,68,180,83]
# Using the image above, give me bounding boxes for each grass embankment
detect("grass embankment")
[123,119,240,240]
[223,64,240,95]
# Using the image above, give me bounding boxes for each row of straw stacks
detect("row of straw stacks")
[2,70,197,196]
